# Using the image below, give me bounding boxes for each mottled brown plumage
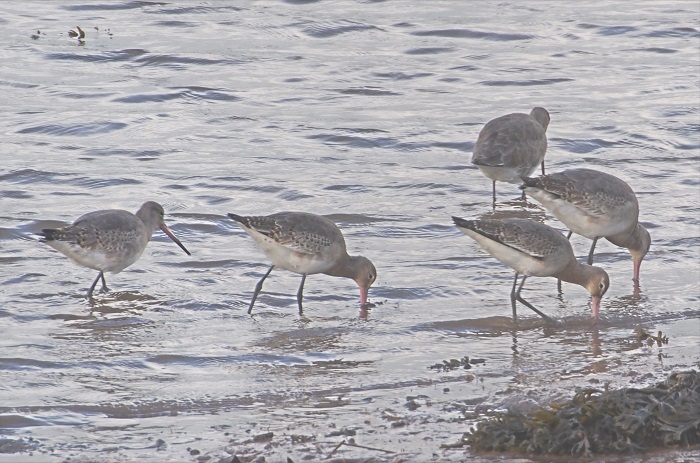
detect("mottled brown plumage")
[521,168,651,280]
[471,107,550,201]
[228,212,377,314]
[453,216,609,321]
[41,201,190,298]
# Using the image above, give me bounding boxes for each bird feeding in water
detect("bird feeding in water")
[40,201,191,299]
[520,168,651,282]
[452,216,609,322]
[228,211,376,314]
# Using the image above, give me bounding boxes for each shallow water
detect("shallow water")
[1,1,699,462]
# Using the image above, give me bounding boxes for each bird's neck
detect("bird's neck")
[135,214,160,238]
[324,254,354,279]
[607,223,645,251]
[557,261,595,289]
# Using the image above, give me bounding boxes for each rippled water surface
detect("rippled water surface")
[1,1,699,462]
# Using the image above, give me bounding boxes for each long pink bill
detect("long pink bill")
[633,256,643,282]
[360,287,369,306]
[591,295,602,319]
[160,224,191,256]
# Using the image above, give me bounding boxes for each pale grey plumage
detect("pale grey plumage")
[41,201,190,298]
[520,168,651,280]
[228,211,377,314]
[471,107,550,201]
[452,216,609,321]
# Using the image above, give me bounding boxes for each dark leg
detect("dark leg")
[100,272,109,292]
[509,273,520,322]
[541,160,545,175]
[586,237,599,265]
[86,272,104,299]
[248,265,274,314]
[492,180,497,206]
[512,274,557,324]
[566,230,573,240]
[296,274,307,315]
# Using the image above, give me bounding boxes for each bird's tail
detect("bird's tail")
[452,216,476,231]
[39,228,73,243]
[519,176,540,190]
[227,213,246,224]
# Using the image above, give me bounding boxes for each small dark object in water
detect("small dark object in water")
[454,371,700,456]
[430,356,480,372]
[635,327,669,347]
[68,26,85,40]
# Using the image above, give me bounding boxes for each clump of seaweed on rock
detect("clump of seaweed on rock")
[455,371,700,456]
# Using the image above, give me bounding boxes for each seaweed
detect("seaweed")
[429,356,486,372]
[454,371,700,456]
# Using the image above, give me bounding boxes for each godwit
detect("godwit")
[227,212,376,314]
[452,216,609,322]
[471,107,550,202]
[40,201,191,298]
[520,168,651,281]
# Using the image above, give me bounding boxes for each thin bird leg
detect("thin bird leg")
[492,180,497,207]
[541,160,545,175]
[586,237,600,265]
[566,230,573,240]
[296,274,307,315]
[513,275,557,324]
[248,265,275,314]
[510,273,520,322]
[100,272,109,292]
[86,272,103,299]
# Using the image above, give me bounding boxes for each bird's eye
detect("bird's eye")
[369,273,375,281]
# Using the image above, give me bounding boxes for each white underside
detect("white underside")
[460,227,561,277]
[476,165,537,184]
[246,229,335,275]
[46,241,143,274]
[525,189,632,238]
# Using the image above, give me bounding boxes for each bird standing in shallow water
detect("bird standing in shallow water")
[228,211,377,315]
[452,216,609,322]
[520,168,651,281]
[471,107,550,203]
[40,201,191,299]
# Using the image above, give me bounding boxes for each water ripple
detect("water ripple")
[134,54,235,67]
[45,49,148,62]
[154,5,245,15]
[61,1,167,11]
[597,25,638,35]
[333,86,401,96]
[301,20,380,38]
[479,78,574,86]
[556,138,621,154]
[17,122,127,137]
[308,133,398,149]
[411,28,535,41]
[372,71,434,80]
[405,47,454,55]
[642,27,700,38]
